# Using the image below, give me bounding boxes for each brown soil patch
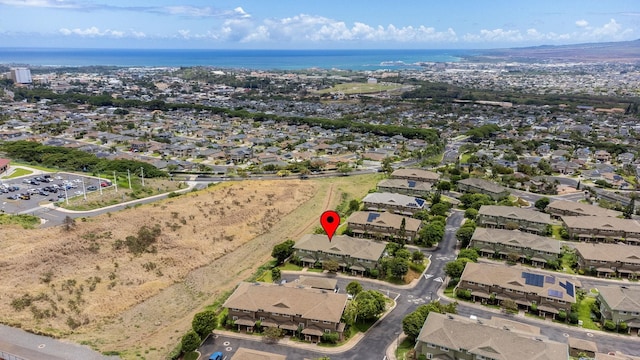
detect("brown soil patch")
[0,174,381,359]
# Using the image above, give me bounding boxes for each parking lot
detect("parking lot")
[0,172,112,215]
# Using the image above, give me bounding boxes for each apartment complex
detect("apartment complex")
[597,285,640,335]
[561,216,640,244]
[458,262,577,316]
[574,243,640,278]
[469,228,561,268]
[376,178,432,197]
[224,282,348,343]
[457,178,510,200]
[546,200,621,219]
[477,205,552,235]
[347,211,422,242]
[390,168,440,184]
[362,192,427,215]
[293,234,386,274]
[415,312,568,360]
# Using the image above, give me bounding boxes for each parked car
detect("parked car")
[87,185,98,191]
[209,352,223,360]
[7,195,18,200]
[19,194,31,200]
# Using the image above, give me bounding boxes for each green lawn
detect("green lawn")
[183,352,199,360]
[575,297,600,330]
[280,262,303,271]
[315,82,402,95]
[460,153,471,163]
[3,167,32,179]
[560,251,577,275]
[10,161,59,173]
[551,225,563,240]
[395,338,415,360]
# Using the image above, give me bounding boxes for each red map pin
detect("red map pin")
[320,210,340,242]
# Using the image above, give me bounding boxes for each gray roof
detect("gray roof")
[458,178,509,194]
[562,216,640,234]
[224,282,348,323]
[377,178,433,192]
[347,211,422,232]
[294,234,386,262]
[546,200,621,217]
[479,205,552,225]
[460,262,577,303]
[598,285,640,312]
[574,243,640,264]
[416,312,568,360]
[471,228,561,254]
[391,168,440,181]
[362,192,426,210]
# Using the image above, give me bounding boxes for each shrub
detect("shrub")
[455,288,471,300]
[321,332,339,344]
[180,330,201,353]
[604,320,616,331]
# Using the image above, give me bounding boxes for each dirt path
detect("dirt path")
[71,180,345,358]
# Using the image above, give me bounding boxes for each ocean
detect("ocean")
[0,48,470,70]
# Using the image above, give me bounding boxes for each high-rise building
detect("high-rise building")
[10,67,32,84]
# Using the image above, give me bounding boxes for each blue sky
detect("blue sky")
[0,0,638,49]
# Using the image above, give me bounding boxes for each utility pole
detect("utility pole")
[127,169,132,189]
[64,184,69,205]
[113,171,118,192]
[140,167,145,186]
[81,178,87,200]
[98,173,103,196]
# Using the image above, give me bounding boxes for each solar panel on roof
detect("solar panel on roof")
[522,272,544,287]
[548,289,563,298]
[408,180,417,188]
[367,213,381,222]
[565,281,575,297]
[415,198,425,207]
[545,275,555,284]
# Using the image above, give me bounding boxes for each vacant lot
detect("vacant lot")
[315,82,402,95]
[0,174,380,359]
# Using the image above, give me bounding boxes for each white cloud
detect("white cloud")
[59,26,124,37]
[0,0,79,8]
[463,28,524,42]
[233,7,250,19]
[575,19,589,27]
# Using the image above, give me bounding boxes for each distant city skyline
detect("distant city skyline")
[0,0,638,49]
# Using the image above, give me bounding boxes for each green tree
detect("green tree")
[271,267,282,282]
[263,327,283,343]
[355,290,386,322]
[389,258,409,280]
[623,197,635,219]
[411,250,425,263]
[455,226,475,248]
[444,259,471,279]
[346,281,363,296]
[271,239,295,265]
[180,330,201,353]
[430,202,449,217]
[323,259,340,273]
[402,301,458,341]
[436,181,451,192]
[418,222,445,246]
[381,157,394,175]
[534,197,550,211]
[464,208,478,220]
[192,310,217,339]
[457,248,479,262]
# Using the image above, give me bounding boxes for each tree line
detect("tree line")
[0,140,165,177]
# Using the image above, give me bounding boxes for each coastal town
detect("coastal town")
[1,56,640,360]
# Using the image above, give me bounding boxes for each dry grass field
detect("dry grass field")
[0,174,380,359]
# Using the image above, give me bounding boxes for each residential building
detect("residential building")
[596,285,640,335]
[376,178,432,197]
[390,168,440,184]
[477,205,552,235]
[469,228,561,268]
[458,262,577,316]
[568,337,598,359]
[296,276,337,291]
[223,282,348,342]
[347,211,422,243]
[574,243,640,278]
[561,216,640,244]
[361,192,427,215]
[293,234,386,274]
[457,178,510,200]
[415,312,568,360]
[546,200,621,219]
[0,158,9,175]
[9,67,32,84]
